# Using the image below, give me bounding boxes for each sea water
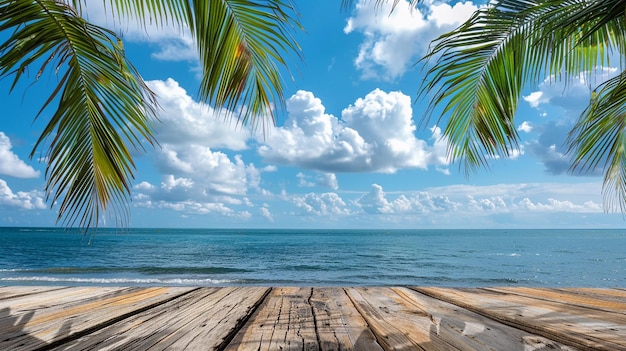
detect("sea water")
[0,227,624,287]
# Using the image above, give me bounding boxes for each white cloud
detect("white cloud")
[0,179,46,210]
[129,78,270,217]
[134,181,156,191]
[344,0,479,80]
[317,173,339,190]
[0,132,40,178]
[517,121,533,133]
[522,91,546,108]
[352,182,604,218]
[157,146,251,194]
[517,197,602,213]
[297,172,339,190]
[357,184,394,214]
[258,89,449,173]
[356,184,461,215]
[294,192,351,216]
[523,67,619,115]
[148,79,250,150]
[135,147,263,216]
[260,206,274,222]
[297,172,315,188]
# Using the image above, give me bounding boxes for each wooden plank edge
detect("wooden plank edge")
[0,286,71,301]
[33,287,201,351]
[345,287,418,351]
[214,287,273,351]
[410,287,623,351]
[483,287,626,315]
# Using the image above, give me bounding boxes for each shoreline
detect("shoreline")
[2,286,624,350]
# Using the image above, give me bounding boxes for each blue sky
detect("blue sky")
[1,0,624,229]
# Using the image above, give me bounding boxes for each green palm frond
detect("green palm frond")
[0,0,157,228]
[419,0,626,183]
[569,71,626,212]
[419,0,532,173]
[190,0,302,130]
[71,0,189,29]
[83,0,303,130]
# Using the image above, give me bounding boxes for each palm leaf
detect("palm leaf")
[418,0,625,177]
[568,71,626,212]
[77,0,303,131]
[0,0,158,228]
[190,0,302,130]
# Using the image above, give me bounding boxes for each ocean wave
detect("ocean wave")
[0,276,237,286]
[5,266,251,275]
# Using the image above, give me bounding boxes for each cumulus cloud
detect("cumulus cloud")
[136,145,262,201]
[317,173,339,190]
[156,145,256,195]
[297,172,339,190]
[0,132,40,178]
[128,78,271,217]
[347,182,604,223]
[260,206,274,222]
[356,184,459,214]
[133,145,264,216]
[357,184,394,214]
[344,0,479,80]
[294,192,351,216]
[283,180,606,226]
[0,179,46,210]
[148,79,250,150]
[258,89,449,173]
[517,121,533,133]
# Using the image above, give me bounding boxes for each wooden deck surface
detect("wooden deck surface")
[1,286,625,350]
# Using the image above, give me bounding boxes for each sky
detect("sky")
[0,0,624,229]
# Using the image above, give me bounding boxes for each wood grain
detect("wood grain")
[414,287,626,351]
[0,286,623,351]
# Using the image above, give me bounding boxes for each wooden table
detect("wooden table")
[1,286,625,350]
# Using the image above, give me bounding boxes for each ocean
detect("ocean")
[0,227,624,287]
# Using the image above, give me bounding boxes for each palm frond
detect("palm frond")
[419,1,531,173]
[80,0,303,131]
[0,0,157,228]
[419,0,625,176]
[568,71,626,212]
[190,0,302,130]
[70,0,190,31]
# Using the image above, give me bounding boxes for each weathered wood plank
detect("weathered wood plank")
[0,286,130,311]
[59,287,269,350]
[0,287,624,351]
[225,287,319,351]
[391,287,575,351]
[345,287,437,350]
[559,288,626,308]
[346,287,575,351]
[486,287,626,314]
[0,286,69,301]
[414,287,626,351]
[309,288,383,351]
[1,287,195,350]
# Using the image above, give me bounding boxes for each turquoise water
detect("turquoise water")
[0,227,624,287]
